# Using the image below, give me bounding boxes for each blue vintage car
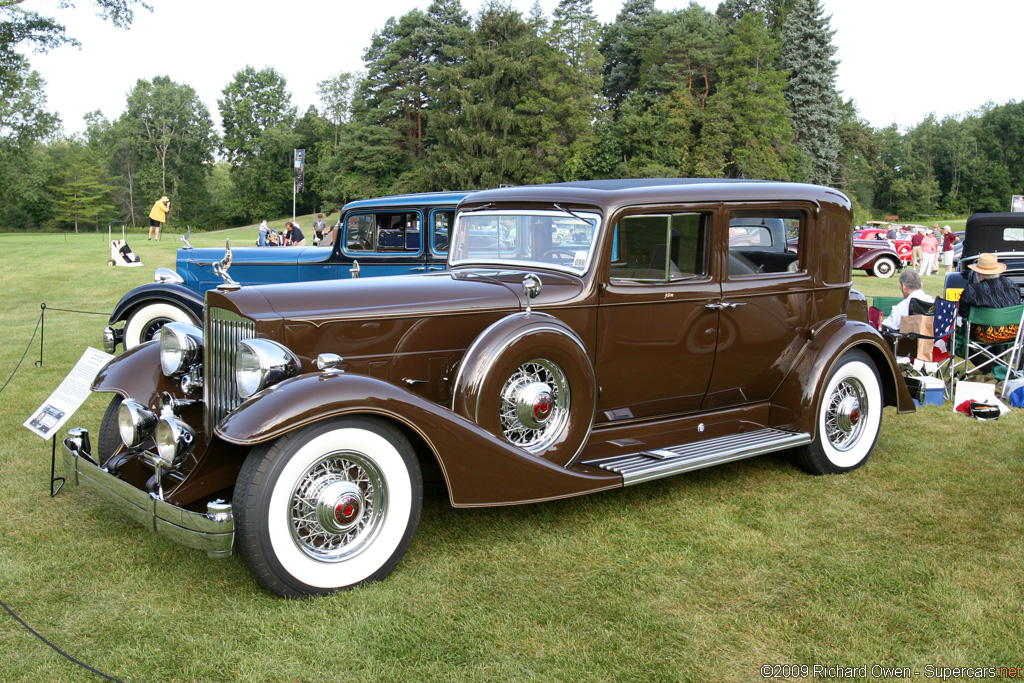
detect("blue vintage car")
[103,191,470,352]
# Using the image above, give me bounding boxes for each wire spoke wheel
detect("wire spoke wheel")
[823,377,868,452]
[499,359,570,453]
[289,451,387,563]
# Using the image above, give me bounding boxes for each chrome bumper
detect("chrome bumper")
[62,431,234,559]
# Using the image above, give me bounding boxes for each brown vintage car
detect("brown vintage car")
[62,179,914,597]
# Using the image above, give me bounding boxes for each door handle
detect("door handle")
[427,266,444,272]
[723,302,746,309]
[704,303,725,310]
[410,267,426,272]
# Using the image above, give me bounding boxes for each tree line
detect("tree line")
[1,0,1022,233]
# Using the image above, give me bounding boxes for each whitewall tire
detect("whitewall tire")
[234,417,422,598]
[123,302,197,349]
[795,350,883,475]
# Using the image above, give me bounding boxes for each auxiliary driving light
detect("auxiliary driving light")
[117,399,157,448]
[154,416,197,469]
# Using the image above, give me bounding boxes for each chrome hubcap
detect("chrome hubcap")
[516,381,555,430]
[289,452,387,562]
[825,378,868,452]
[500,359,570,453]
[314,480,365,535]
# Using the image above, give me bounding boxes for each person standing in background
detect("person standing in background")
[941,225,959,275]
[919,229,938,277]
[911,227,927,268]
[258,218,269,246]
[312,214,327,246]
[148,196,170,241]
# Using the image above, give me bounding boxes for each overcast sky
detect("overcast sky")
[20,0,1024,136]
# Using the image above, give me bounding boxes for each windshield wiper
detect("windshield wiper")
[554,203,590,225]
[462,202,495,213]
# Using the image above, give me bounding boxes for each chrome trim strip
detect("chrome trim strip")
[62,438,234,558]
[582,428,812,486]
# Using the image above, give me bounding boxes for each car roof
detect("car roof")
[342,191,473,211]
[963,212,1024,256]
[461,178,849,212]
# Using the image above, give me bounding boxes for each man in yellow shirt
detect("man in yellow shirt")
[148,196,170,240]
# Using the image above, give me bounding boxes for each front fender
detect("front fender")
[92,340,179,403]
[770,318,915,434]
[215,372,620,507]
[109,282,205,326]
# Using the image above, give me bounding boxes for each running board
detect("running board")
[581,428,812,486]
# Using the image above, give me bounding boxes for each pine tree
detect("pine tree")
[427,3,553,188]
[601,0,658,113]
[780,0,841,185]
[694,11,797,180]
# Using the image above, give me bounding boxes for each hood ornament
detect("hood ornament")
[180,225,194,250]
[214,239,239,289]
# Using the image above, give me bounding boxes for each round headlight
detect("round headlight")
[235,339,301,399]
[117,399,157,448]
[159,322,203,377]
[154,416,196,469]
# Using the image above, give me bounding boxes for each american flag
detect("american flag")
[933,298,958,339]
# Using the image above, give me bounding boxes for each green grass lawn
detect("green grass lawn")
[0,231,1021,682]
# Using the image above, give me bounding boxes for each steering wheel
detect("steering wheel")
[541,248,577,265]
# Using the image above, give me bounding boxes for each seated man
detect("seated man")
[881,269,934,332]
[958,252,1022,342]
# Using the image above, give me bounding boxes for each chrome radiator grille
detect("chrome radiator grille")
[204,307,256,435]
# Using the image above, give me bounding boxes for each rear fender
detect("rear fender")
[109,283,204,326]
[770,319,915,434]
[215,372,620,507]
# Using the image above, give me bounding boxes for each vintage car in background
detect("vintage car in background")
[62,178,914,597]
[103,191,470,352]
[944,213,1024,301]
[852,238,903,278]
[853,225,915,264]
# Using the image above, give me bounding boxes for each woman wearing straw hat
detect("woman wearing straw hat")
[959,253,1020,318]
[148,196,170,241]
[959,253,1022,347]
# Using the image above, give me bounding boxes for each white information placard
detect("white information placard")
[24,347,113,439]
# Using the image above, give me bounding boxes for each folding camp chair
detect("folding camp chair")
[883,297,958,400]
[951,303,1024,399]
[869,296,904,330]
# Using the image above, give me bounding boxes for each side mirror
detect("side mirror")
[522,274,542,314]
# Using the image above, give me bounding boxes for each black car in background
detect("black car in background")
[944,213,1024,302]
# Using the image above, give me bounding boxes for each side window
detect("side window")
[346,214,376,252]
[728,210,803,276]
[433,210,454,253]
[609,213,707,283]
[344,212,422,254]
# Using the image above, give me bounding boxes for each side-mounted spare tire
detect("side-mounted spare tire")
[452,312,596,467]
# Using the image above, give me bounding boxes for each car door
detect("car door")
[595,209,721,423]
[702,205,816,410]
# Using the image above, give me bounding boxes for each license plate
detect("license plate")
[945,287,963,302]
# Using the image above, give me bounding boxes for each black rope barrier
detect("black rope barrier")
[3,304,127,681]
[0,308,43,397]
[0,597,126,682]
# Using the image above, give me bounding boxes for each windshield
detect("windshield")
[449,209,601,275]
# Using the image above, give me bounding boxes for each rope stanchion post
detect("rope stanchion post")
[35,303,45,367]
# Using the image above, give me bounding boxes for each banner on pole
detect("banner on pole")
[294,149,305,193]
